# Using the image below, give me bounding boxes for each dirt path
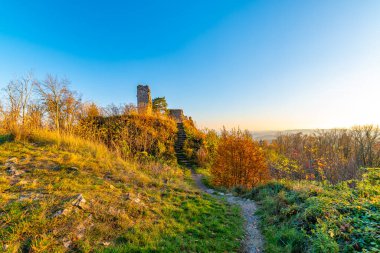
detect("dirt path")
[192,171,264,253]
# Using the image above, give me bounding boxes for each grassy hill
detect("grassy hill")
[0,131,243,252]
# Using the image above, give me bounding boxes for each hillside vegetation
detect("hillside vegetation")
[197,126,379,253]
[246,169,379,252]
[0,131,243,252]
[77,114,178,162]
[1,72,379,252]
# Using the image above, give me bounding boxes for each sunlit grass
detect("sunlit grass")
[246,170,380,253]
[30,129,114,162]
[0,131,244,252]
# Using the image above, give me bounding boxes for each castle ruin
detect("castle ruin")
[169,109,184,123]
[137,85,152,114]
[136,85,185,122]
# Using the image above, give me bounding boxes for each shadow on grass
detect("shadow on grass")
[0,134,14,145]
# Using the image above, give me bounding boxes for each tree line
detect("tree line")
[0,72,177,163]
[194,126,380,190]
[0,72,170,138]
[1,73,85,136]
[263,126,380,183]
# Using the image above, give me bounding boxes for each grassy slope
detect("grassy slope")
[0,132,243,252]
[246,171,380,253]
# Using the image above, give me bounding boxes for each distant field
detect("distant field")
[251,129,328,141]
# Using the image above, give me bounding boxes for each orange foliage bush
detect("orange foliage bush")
[211,128,270,189]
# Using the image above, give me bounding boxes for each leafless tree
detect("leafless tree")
[352,125,380,167]
[103,103,122,117]
[0,101,4,128]
[2,72,36,131]
[269,125,380,183]
[122,103,137,115]
[36,74,81,133]
[26,102,44,130]
[61,90,82,133]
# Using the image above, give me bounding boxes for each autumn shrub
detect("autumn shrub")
[77,113,177,162]
[211,128,270,189]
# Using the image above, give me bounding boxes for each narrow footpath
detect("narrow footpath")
[175,123,264,253]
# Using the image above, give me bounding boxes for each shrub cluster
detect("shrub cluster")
[210,128,270,189]
[247,168,380,252]
[77,114,177,162]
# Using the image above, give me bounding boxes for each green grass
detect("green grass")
[194,166,229,193]
[0,133,243,252]
[0,133,13,144]
[245,169,380,253]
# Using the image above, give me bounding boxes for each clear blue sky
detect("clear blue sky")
[1,0,379,130]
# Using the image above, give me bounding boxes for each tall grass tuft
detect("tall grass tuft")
[29,129,118,169]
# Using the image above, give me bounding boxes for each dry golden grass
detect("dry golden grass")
[30,129,113,162]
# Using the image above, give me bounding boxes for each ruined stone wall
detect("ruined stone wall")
[137,85,152,114]
[169,109,184,123]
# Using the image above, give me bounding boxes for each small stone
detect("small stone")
[123,193,131,200]
[76,224,86,239]
[6,166,24,176]
[19,194,30,201]
[52,166,62,171]
[104,172,113,180]
[206,189,215,194]
[52,208,72,218]
[53,210,63,217]
[62,238,72,248]
[7,157,18,164]
[66,167,79,173]
[71,194,87,209]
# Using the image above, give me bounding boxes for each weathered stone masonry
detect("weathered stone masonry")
[137,85,152,114]
[137,85,185,123]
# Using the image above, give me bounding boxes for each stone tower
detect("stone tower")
[169,109,184,123]
[137,85,152,114]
